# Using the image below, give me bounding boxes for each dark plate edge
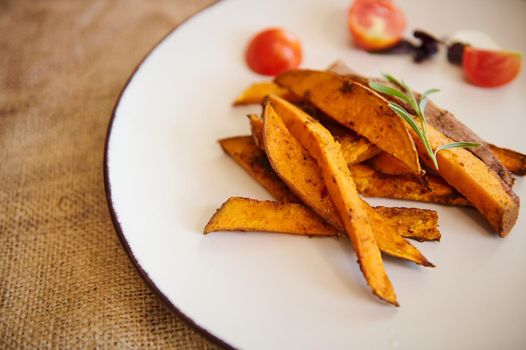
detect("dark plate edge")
[103,2,236,349]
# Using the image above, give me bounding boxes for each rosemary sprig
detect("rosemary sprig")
[369,75,481,170]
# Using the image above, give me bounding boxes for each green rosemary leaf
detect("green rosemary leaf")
[389,101,437,168]
[419,97,429,116]
[421,88,440,100]
[382,73,404,90]
[406,84,420,116]
[373,72,482,170]
[434,142,482,157]
[369,82,412,106]
[419,88,440,113]
[388,102,424,139]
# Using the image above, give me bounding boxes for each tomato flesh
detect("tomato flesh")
[463,47,522,87]
[245,28,302,76]
[348,0,406,51]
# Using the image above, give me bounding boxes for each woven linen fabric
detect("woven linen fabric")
[0,1,221,348]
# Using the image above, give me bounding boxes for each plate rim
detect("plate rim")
[103,1,526,348]
[103,2,235,349]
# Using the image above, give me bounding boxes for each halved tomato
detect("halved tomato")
[245,28,302,76]
[463,47,522,88]
[348,0,406,51]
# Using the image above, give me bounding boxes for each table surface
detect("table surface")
[0,1,220,348]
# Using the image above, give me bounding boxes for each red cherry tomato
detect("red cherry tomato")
[463,47,522,88]
[348,0,406,51]
[245,28,302,76]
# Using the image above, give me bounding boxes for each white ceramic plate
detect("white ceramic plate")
[105,0,526,348]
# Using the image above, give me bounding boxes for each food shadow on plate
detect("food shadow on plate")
[443,205,499,239]
[311,234,400,308]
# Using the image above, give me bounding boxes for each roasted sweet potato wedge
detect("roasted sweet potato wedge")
[423,101,514,186]
[411,124,520,236]
[220,136,441,241]
[489,144,526,176]
[263,99,399,305]
[275,69,421,175]
[218,136,298,203]
[206,197,441,242]
[205,197,336,235]
[263,106,340,226]
[233,81,297,106]
[373,206,440,242]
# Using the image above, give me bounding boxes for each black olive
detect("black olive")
[411,30,440,63]
[447,42,468,65]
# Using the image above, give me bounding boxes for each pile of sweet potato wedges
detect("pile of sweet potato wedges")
[205,61,525,305]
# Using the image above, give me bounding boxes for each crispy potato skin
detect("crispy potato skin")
[233,82,297,106]
[205,197,337,235]
[489,144,526,176]
[350,164,471,207]
[275,69,421,176]
[411,125,520,236]
[374,206,440,242]
[206,197,441,242]
[218,136,298,203]
[424,101,514,186]
[248,114,264,150]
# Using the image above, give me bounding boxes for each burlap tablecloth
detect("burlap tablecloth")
[0,1,221,348]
